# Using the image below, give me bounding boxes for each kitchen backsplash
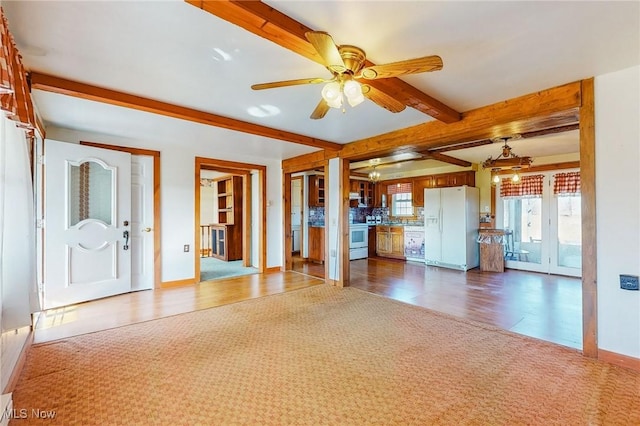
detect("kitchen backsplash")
[310,206,425,226]
[309,206,325,225]
[350,206,424,224]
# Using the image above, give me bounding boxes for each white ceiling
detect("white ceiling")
[3,1,639,166]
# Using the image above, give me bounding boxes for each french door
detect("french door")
[497,170,582,277]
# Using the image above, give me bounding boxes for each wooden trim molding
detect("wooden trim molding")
[195,156,267,282]
[497,161,580,175]
[340,82,581,161]
[579,78,597,358]
[31,72,341,151]
[80,141,163,289]
[265,266,281,273]
[160,278,196,289]
[599,349,640,373]
[283,172,293,271]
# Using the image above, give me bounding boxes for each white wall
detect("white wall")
[327,158,341,281]
[0,115,37,392]
[595,65,640,358]
[47,127,283,282]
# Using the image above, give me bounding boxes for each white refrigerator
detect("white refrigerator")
[424,185,480,271]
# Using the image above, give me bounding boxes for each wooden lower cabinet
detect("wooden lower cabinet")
[376,226,405,259]
[210,224,242,261]
[368,226,377,258]
[308,226,325,263]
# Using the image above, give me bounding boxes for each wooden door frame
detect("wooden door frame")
[80,141,162,289]
[291,175,304,255]
[195,157,266,283]
[282,161,329,280]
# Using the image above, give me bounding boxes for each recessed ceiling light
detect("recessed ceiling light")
[247,105,280,118]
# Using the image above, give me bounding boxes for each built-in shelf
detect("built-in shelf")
[212,175,243,261]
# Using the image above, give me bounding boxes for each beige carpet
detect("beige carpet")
[11,285,640,425]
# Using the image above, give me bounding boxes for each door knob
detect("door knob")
[142,227,152,232]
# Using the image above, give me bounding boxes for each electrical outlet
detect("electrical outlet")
[620,274,639,291]
[183,244,190,253]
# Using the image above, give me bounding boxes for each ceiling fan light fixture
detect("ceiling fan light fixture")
[343,80,364,107]
[321,81,343,108]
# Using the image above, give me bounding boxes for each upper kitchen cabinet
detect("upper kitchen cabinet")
[412,171,476,206]
[308,175,325,207]
[350,179,374,207]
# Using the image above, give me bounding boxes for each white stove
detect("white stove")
[349,223,369,260]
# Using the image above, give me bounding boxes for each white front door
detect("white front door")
[44,140,132,309]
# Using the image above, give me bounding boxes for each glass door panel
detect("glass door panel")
[502,197,543,268]
[551,195,582,276]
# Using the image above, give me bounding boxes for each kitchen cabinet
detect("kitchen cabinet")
[376,225,404,259]
[350,179,374,207]
[368,226,377,258]
[308,226,324,263]
[308,175,325,207]
[210,224,242,261]
[412,171,476,206]
[412,177,434,206]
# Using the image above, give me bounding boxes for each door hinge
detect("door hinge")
[37,218,45,229]
[37,154,45,165]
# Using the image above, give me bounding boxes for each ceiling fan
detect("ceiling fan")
[251,31,443,119]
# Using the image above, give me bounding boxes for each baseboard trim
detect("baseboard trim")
[2,329,33,395]
[160,278,196,289]
[599,348,640,372]
[265,266,281,273]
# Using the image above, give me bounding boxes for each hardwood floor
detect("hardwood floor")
[34,257,582,351]
[33,271,324,344]
[349,257,582,349]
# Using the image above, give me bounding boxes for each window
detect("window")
[387,182,413,217]
[392,192,413,216]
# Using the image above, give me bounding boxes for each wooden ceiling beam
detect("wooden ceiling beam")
[185,0,461,123]
[30,72,342,151]
[423,152,472,167]
[340,81,581,161]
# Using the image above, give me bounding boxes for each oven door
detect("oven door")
[349,226,368,248]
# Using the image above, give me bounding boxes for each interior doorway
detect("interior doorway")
[194,157,266,283]
[284,167,327,280]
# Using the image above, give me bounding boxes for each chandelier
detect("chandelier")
[321,75,365,110]
[482,135,532,184]
[368,165,381,183]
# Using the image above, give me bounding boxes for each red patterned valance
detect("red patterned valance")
[0,8,35,131]
[387,182,412,195]
[500,174,544,198]
[554,171,580,195]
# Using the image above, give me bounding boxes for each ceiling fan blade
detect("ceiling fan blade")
[305,31,347,74]
[310,99,330,120]
[251,77,329,90]
[361,85,406,113]
[358,56,443,80]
